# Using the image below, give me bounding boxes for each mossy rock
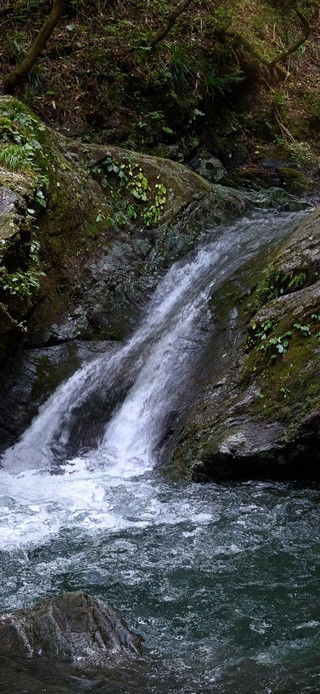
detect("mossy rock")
[277,167,309,195]
[171,207,320,482]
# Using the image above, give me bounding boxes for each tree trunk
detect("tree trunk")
[268,9,310,70]
[4,0,68,93]
[149,0,194,49]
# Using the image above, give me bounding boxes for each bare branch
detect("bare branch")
[149,0,194,49]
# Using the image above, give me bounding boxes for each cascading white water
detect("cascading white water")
[1,211,303,475]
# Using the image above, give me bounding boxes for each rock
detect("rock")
[277,167,309,195]
[190,151,226,183]
[0,592,143,664]
[0,95,251,361]
[171,207,320,481]
[198,154,226,183]
[0,340,119,453]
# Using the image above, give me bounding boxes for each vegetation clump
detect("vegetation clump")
[91,155,167,228]
[0,98,56,338]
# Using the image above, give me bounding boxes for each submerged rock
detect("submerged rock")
[0,592,143,664]
[172,207,320,481]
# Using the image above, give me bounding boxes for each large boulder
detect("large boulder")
[0,96,250,361]
[172,207,320,481]
[0,592,143,663]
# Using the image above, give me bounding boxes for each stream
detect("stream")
[0,210,319,692]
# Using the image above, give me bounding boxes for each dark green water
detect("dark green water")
[0,469,320,692]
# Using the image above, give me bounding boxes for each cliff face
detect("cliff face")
[173,207,320,481]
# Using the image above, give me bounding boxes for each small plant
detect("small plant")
[0,103,49,207]
[0,142,35,171]
[3,269,41,298]
[91,156,167,228]
[259,332,292,359]
[126,203,138,220]
[254,262,308,310]
[272,89,289,116]
[287,269,307,291]
[9,29,27,60]
[136,110,174,138]
[203,67,243,96]
[280,387,290,399]
[2,237,44,300]
[275,133,315,166]
[248,318,292,360]
[113,211,127,226]
[126,166,149,202]
[255,269,285,306]
[293,322,311,336]
[272,89,289,108]
[247,318,275,349]
[169,44,198,93]
[143,182,167,226]
[287,141,314,166]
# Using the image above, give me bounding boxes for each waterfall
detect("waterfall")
[1,211,301,475]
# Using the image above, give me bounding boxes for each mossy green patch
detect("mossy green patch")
[243,311,320,430]
[277,167,309,195]
[256,342,319,425]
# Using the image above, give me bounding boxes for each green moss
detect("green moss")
[244,326,320,428]
[277,167,309,195]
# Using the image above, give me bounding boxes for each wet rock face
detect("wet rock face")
[0,340,116,453]
[173,207,320,482]
[0,592,143,664]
